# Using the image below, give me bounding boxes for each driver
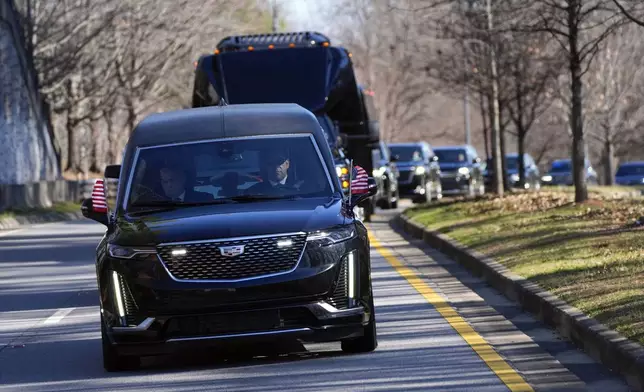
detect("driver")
[245,151,293,194]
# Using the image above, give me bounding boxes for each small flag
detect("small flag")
[92,179,108,213]
[351,165,369,194]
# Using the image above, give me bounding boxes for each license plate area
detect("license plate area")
[163,308,314,339]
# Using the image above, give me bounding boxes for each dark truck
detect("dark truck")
[191,31,382,221]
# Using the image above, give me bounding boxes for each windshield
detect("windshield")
[125,135,334,209]
[550,160,571,173]
[616,164,644,176]
[506,157,518,170]
[434,149,467,163]
[390,146,423,162]
[216,48,330,112]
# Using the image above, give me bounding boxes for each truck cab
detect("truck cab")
[191,31,382,220]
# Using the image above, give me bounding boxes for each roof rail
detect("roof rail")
[216,31,331,52]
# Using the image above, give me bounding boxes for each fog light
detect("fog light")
[111,271,125,319]
[348,251,357,299]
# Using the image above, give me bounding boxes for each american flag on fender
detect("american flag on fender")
[351,165,369,194]
[92,179,108,213]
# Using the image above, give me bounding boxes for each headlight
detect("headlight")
[510,173,520,182]
[108,244,156,259]
[458,167,470,175]
[372,167,386,177]
[336,165,349,178]
[415,166,426,175]
[542,175,552,182]
[307,226,356,246]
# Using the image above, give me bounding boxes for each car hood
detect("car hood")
[395,161,423,169]
[439,162,468,171]
[112,197,348,246]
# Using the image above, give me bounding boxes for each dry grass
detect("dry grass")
[405,190,644,345]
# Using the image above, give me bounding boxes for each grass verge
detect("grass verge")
[405,191,644,345]
[0,202,81,220]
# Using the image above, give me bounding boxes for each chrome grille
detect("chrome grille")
[156,233,307,281]
[398,169,414,183]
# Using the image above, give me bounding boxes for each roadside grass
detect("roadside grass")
[0,202,81,219]
[405,191,644,345]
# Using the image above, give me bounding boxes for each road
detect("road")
[0,202,632,391]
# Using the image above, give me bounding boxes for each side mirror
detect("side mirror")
[104,164,121,179]
[349,166,378,208]
[81,179,109,226]
[431,155,439,162]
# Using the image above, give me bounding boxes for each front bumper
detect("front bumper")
[397,172,425,197]
[104,301,367,356]
[439,174,469,194]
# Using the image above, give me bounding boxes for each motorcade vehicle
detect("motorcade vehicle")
[432,145,485,196]
[614,161,644,186]
[541,158,598,186]
[371,141,400,209]
[388,142,442,203]
[81,103,379,371]
[191,31,382,220]
[483,153,541,190]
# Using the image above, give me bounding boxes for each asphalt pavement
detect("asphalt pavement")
[0,202,632,391]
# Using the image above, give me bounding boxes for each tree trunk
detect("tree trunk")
[518,130,526,189]
[65,110,77,173]
[487,0,503,197]
[126,96,136,136]
[479,91,490,160]
[515,66,526,188]
[500,121,509,191]
[106,112,116,164]
[90,119,101,173]
[604,138,615,185]
[567,0,588,202]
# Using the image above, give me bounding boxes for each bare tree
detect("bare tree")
[611,0,644,26]
[584,23,644,184]
[517,0,627,202]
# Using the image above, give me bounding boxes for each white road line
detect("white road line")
[42,308,75,325]
[0,229,23,238]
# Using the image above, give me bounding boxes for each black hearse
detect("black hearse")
[81,104,378,371]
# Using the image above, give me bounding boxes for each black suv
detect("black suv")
[371,141,400,209]
[484,153,541,190]
[433,145,485,196]
[81,104,378,371]
[388,142,442,203]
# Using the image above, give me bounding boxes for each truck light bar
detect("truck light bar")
[215,31,331,53]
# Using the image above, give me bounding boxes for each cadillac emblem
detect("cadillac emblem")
[219,245,245,257]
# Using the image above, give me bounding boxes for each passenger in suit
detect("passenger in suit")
[245,152,297,195]
[159,166,214,202]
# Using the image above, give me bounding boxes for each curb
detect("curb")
[0,211,85,231]
[395,212,644,392]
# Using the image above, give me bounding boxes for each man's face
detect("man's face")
[268,158,289,182]
[160,168,186,198]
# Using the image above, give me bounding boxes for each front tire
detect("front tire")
[102,318,140,372]
[341,297,377,354]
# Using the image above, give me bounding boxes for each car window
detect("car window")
[550,160,571,172]
[434,149,467,163]
[125,135,333,208]
[390,145,423,162]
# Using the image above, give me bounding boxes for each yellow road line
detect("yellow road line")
[368,231,534,392]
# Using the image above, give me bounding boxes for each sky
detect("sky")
[280,0,329,31]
